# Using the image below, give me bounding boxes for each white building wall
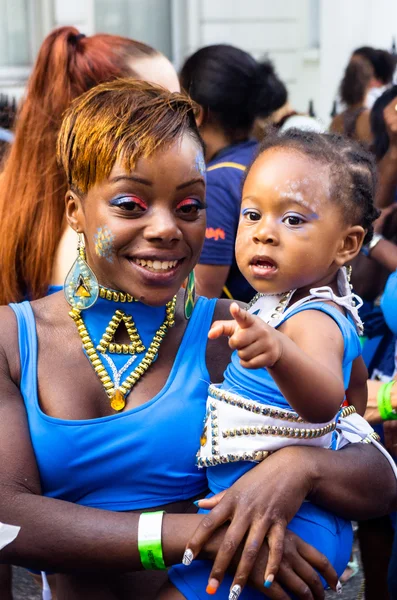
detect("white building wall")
[1,0,396,125]
[181,0,315,118]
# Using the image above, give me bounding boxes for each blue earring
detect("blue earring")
[64,233,99,310]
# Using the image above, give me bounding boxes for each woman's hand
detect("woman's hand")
[244,530,338,600]
[184,448,339,596]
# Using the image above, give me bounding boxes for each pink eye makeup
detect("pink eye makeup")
[176,198,207,210]
[109,195,148,210]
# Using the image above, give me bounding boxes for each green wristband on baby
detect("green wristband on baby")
[138,511,167,570]
[377,381,397,421]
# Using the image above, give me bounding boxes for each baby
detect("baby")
[168,130,390,600]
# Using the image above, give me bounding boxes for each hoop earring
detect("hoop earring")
[64,233,99,310]
[184,271,196,320]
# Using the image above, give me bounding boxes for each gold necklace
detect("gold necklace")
[69,292,177,412]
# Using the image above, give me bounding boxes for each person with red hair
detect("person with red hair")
[0,26,179,306]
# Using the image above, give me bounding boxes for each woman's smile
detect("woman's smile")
[126,255,186,284]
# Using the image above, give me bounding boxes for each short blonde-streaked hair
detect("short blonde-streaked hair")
[57,78,202,194]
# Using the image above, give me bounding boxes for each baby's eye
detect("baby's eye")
[176,198,206,216]
[242,208,261,221]
[110,195,148,213]
[283,214,305,226]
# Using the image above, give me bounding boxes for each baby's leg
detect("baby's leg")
[156,580,186,599]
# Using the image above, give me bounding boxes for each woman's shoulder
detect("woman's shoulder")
[0,304,21,382]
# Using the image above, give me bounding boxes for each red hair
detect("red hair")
[0,27,158,303]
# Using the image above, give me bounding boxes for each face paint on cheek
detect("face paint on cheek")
[94,226,116,263]
[194,151,206,178]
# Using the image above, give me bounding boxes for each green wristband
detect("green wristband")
[377,381,397,420]
[138,511,167,570]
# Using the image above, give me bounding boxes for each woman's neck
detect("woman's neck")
[201,125,248,163]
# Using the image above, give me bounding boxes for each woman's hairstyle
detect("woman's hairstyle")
[180,44,287,138]
[370,85,397,160]
[57,79,202,194]
[354,46,396,85]
[339,56,373,106]
[251,129,379,244]
[0,26,159,304]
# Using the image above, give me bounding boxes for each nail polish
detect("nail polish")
[228,584,241,600]
[336,580,342,594]
[206,578,219,595]
[193,500,200,507]
[182,548,194,566]
[264,574,274,588]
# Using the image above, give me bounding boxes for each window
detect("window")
[94,0,173,59]
[0,0,32,67]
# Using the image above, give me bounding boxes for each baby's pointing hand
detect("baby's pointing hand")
[208,303,283,369]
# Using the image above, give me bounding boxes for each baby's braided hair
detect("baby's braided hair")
[255,128,380,244]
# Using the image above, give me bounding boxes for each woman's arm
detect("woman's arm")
[366,237,397,272]
[0,352,211,572]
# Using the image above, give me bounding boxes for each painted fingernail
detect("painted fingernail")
[206,578,219,595]
[193,500,200,507]
[264,574,274,588]
[336,580,342,594]
[228,584,241,600]
[182,548,194,566]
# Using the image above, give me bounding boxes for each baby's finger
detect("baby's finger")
[237,340,268,362]
[239,353,275,370]
[264,522,286,588]
[208,320,237,340]
[230,303,256,329]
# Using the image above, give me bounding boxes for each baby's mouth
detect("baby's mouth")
[251,257,278,270]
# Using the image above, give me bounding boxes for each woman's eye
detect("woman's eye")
[110,196,147,213]
[242,209,261,221]
[176,199,206,216]
[283,214,305,226]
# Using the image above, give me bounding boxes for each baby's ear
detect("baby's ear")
[335,225,366,265]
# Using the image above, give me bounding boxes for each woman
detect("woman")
[353,47,396,109]
[0,25,181,598]
[180,45,284,303]
[329,53,373,144]
[0,80,395,600]
[0,25,180,306]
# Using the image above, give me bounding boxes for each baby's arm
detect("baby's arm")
[345,356,368,416]
[209,303,346,423]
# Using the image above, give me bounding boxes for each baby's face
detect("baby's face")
[236,147,346,295]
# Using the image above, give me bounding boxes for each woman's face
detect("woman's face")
[67,134,206,306]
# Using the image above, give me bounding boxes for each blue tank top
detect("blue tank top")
[209,301,362,493]
[10,297,216,510]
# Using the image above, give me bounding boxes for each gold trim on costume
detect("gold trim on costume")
[207,161,246,172]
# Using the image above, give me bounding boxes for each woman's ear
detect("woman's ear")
[65,189,84,232]
[195,105,206,129]
[335,225,366,266]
